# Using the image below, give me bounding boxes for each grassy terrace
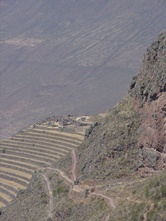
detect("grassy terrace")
[0,118,89,208]
[1,142,68,155]
[3,138,77,150]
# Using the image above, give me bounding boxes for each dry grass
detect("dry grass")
[0,168,32,179]
[0,185,16,195]
[0,159,40,170]
[0,192,13,202]
[12,136,80,147]
[2,139,77,149]
[17,131,83,142]
[0,201,6,208]
[0,154,52,165]
[32,128,84,140]
[0,178,26,190]
[1,142,70,153]
[2,145,66,156]
[3,147,63,159]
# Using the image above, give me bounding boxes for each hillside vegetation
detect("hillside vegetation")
[0,33,165,220]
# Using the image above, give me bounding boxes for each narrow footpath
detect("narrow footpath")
[70,149,116,209]
[40,174,53,220]
[39,148,116,220]
[71,149,77,181]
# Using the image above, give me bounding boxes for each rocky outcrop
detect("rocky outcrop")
[76,33,166,181]
[129,32,166,175]
[130,33,166,105]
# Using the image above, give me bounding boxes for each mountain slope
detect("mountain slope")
[1,0,166,138]
[75,32,166,181]
[0,33,165,221]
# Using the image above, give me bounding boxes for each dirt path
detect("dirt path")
[105,215,110,221]
[91,192,116,209]
[40,174,53,220]
[42,147,116,220]
[143,204,153,221]
[46,167,73,184]
[71,149,77,181]
[70,149,116,209]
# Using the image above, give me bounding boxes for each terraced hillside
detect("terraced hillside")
[0,115,93,208]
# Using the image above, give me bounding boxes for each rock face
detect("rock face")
[130,33,166,174]
[76,33,166,180]
[130,32,166,105]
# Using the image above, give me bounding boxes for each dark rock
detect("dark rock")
[113,146,123,151]
[151,41,159,50]
[139,149,160,169]
[134,161,144,171]
[85,122,99,138]
[130,80,136,89]
[74,179,79,185]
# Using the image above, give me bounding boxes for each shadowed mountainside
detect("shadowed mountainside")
[1,0,166,138]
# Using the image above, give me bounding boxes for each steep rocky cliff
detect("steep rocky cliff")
[130,33,166,175]
[75,32,166,182]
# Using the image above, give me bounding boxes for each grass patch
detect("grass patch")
[53,179,69,197]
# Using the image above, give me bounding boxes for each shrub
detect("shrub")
[161,185,166,197]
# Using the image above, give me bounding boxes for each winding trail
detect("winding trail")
[46,167,73,184]
[143,204,153,221]
[71,149,116,209]
[38,148,116,220]
[91,192,116,209]
[40,174,53,220]
[71,149,77,181]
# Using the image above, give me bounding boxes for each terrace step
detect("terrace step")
[0,177,26,190]
[0,154,51,167]
[0,187,16,200]
[0,168,32,180]
[2,147,62,160]
[30,127,84,139]
[1,142,72,153]
[24,130,83,142]
[0,183,18,194]
[0,195,9,206]
[0,201,6,208]
[0,163,34,175]
[15,133,82,145]
[2,138,76,150]
[1,145,66,156]
[10,136,79,147]
[0,173,29,186]
[1,151,58,163]
[0,158,39,171]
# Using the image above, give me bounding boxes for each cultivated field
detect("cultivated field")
[0,116,93,208]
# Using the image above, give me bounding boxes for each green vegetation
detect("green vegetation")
[77,95,141,181]
[41,192,48,204]
[129,202,145,221]
[53,179,69,197]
